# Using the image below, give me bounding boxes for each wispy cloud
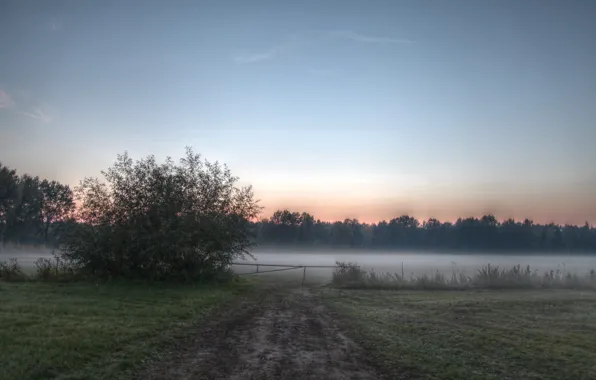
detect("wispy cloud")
[233,45,288,63]
[0,89,14,108]
[233,30,413,64]
[0,87,54,123]
[324,30,414,45]
[19,105,54,123]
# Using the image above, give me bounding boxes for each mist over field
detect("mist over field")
[6,245,593,284]
[0,246,54,268]
[238,249,596,281]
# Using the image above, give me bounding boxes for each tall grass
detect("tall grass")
[332,261,596,290]
[0,258,28,281]
[0,256,79,282]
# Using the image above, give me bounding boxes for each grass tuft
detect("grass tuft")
[0,258,28,281]
[332,261,596,290]
[34,256,83,282]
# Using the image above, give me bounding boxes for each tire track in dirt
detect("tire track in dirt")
[139,288,381,379]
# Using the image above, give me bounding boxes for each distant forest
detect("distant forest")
[255,210,596,252]
[1,163,74,247]
[2,162,596,253]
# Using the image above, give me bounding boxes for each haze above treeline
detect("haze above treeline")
[1,161,595,253]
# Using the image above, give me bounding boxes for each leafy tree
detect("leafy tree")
[0,163,19,247]
[298,212,315,243]
[7,174,43,243]
[39,180,75,243]
[268,209,303,243]
[58,147,261,281]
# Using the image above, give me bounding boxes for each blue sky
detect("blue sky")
[1,0,595,224]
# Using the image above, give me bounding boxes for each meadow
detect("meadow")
[0,280,254,380]
[323,289,596,380]
[3,253,596,379]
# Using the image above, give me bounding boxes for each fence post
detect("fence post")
[257,264,259,273]
[301,266,306,287]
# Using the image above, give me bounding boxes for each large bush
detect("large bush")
[58,147,261,282]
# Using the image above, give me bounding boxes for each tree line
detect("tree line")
[0,163,75,247]
[255,210,596,252]
[2,159,596,255]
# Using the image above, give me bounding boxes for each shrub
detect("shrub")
[57,147,261,282]
[332,261,368,286]
[474,264,536,289]
[34,255,79,282]
[0,258,28,281]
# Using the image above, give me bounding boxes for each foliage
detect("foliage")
[0,162,74,247]
[0,163,19,245]
[331,261,596,290]
[39,179,75,242]
[256,210,596,252]
[332,261,368,286]
[34,256,79,282]
[57,147,261,281]
[0,258,27,282]
[6,174,43,243]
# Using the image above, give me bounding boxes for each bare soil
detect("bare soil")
[138,287,384,380]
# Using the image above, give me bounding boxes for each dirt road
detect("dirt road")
[139,288,384,380]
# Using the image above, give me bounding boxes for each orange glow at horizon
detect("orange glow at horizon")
[259,190,596,226]
[35,169,596,227]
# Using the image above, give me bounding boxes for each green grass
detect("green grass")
[0,280,254,380]
[323,289,596,380]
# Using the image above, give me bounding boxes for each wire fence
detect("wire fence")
[231,262,339,286]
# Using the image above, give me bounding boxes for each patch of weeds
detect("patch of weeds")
[0,258,29,282]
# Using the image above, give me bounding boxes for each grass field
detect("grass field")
[0,280,254,380]
[323,289,596,380]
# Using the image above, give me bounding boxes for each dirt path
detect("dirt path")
[139,287,383,380]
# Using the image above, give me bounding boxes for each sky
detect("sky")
[1,0,595,225]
